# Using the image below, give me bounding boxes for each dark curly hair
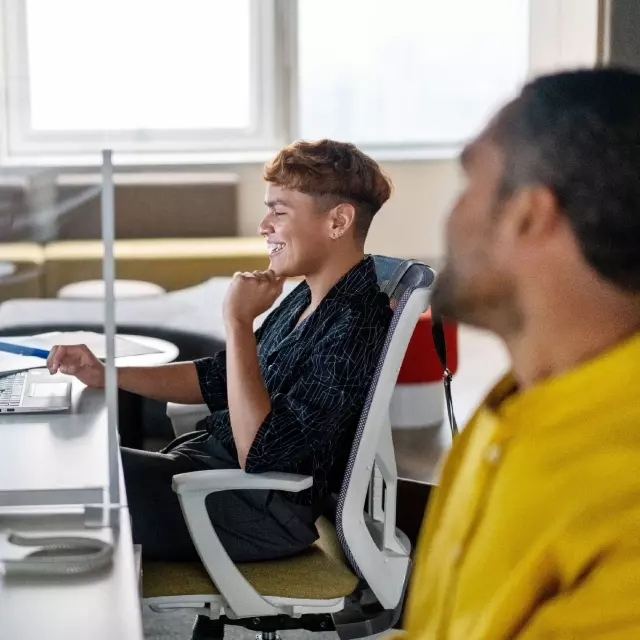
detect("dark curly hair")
[263,139,392,240]
[493,68,640,292]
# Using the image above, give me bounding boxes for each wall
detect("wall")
[604,0,640,69]
[528,0,600,77]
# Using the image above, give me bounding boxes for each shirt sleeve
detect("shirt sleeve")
[193,350,228,413]
[245,310,386,473]
[193,318,275,413]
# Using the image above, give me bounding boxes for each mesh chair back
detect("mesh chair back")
[335,256,435,577]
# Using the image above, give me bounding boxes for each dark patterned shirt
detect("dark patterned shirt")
[190,256,391,508]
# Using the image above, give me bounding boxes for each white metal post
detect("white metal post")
[101,149,121,526]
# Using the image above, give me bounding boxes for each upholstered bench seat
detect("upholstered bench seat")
[43,237,270,296]
[0,243,45,301]
[0,242,44,265]
[142,517,358,601]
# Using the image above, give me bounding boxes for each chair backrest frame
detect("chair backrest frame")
[335,256,435,610]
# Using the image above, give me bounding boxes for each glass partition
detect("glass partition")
[0,154,121,527]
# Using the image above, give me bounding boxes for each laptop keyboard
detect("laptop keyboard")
[0,372,26,407]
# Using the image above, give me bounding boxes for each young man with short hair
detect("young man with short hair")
[48,139,393,564]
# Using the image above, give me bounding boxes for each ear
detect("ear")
[328,203,356,239]
[503,185,562,244]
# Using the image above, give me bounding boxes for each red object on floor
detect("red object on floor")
[397,309,458,384]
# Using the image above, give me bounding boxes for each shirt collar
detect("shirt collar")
[324,255,378,300]
[486,330,640,435]
[298,255,378,303]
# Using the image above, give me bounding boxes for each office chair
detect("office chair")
[142,256,436,639]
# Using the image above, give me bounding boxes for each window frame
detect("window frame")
[0,0,293,158]
[0,0,539,164]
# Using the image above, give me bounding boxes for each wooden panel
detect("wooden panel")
[55,173,239,240]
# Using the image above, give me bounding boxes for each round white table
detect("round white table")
[57,279,166,300]
[115,334,179,367]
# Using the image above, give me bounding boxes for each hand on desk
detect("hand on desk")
[47,344,105,388]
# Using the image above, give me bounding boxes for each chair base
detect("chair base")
[184,608,336,638]
[185,588,403,640]
[221,612,334,635]
[189,616,285,640]
[149,580,406,639]
[192,615,224,639]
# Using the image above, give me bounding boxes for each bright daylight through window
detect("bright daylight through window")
[26,0,252,131]
[0,0,529,159]
[298,0,529,147]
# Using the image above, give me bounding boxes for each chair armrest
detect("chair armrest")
[172,469,313,494]
[173,469,314,617]
[166,402,211,438]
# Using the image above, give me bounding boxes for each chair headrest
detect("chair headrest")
[372,255,435,304]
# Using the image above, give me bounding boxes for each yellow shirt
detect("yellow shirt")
[394,331,640,639]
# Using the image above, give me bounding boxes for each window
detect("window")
[2,0,283,156]
[0,0,529,161]
[298,0,530,147]
[26,0,251,131]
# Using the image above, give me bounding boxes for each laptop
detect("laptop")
[0,369,72,413]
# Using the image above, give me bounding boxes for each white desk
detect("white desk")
[0,508,143,640]
[0,377,144,639]
[0,377,111,509]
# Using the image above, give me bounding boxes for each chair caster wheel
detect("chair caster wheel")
[191,614,224,639]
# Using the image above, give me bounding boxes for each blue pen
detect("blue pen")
[0,341,50,359]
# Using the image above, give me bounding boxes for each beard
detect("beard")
[431,258,523,335]
[430,262,467,322]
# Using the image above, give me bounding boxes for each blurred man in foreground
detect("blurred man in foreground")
[394,68,640,639]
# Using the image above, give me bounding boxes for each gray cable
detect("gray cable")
[2,532,114,577]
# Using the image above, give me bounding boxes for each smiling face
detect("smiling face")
[259,184,337,278]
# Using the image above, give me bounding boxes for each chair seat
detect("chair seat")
[142,517,359,601]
